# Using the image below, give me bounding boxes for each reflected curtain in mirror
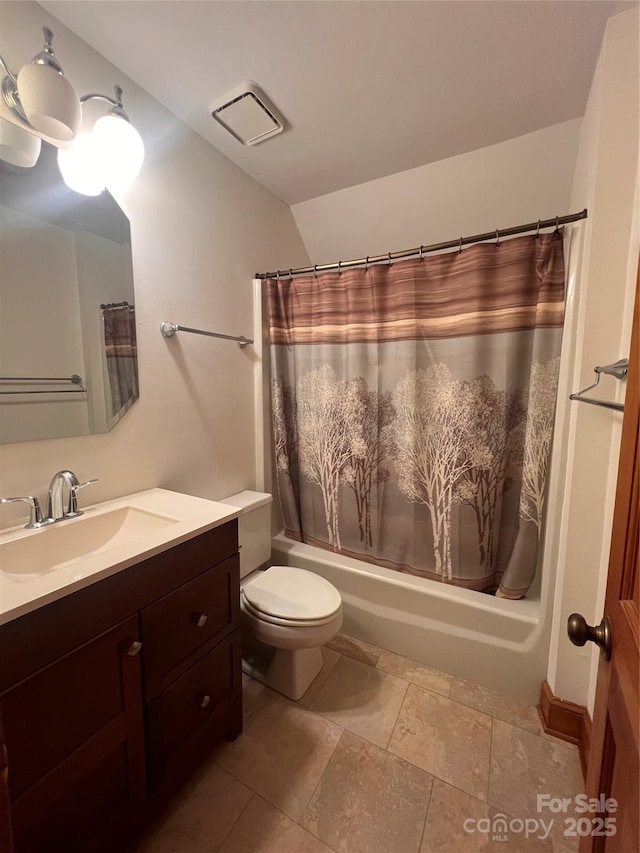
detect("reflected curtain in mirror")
[267,232,566,599]
[102,304,138,422]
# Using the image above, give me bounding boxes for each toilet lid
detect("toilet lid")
[242,566,342,622]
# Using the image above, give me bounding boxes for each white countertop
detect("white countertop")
[0,488,241,626]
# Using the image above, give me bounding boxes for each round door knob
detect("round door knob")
[200,694,211,709]
[567,613,612,660]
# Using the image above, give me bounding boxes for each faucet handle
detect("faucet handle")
[67,478,98,517]
[0,496,52,529]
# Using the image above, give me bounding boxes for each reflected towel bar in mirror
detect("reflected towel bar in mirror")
[160,321,253,349]
[0,374,86,394]
[569,359,628,412]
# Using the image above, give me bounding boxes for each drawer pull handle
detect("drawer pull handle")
[126,640,143,656]
[200,694,211,709]
[195,613,208,628]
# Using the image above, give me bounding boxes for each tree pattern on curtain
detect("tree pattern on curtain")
[268,232,565,598]
[103,305,139,419]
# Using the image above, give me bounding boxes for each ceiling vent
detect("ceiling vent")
[210,81,285,146]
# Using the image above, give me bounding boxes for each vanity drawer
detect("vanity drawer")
[141,555,239,699]
[145,629,241,790]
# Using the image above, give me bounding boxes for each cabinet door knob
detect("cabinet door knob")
[200,694,211,709]
[126,640,143,656]
[195,613,208,628]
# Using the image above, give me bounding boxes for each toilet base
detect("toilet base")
[242,634,323,701]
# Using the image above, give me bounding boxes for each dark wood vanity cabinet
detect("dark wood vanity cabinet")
[0,520,242,853]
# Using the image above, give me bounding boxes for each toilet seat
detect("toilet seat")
[241,593,341,627]
[242,565,342,626]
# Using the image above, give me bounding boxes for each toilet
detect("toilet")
[221,491,343,701]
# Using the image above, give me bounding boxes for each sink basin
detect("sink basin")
[0,487,242,626]
[0,506,179,582]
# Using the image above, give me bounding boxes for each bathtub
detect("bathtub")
[271,532,551,704]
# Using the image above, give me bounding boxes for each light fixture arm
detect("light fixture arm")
[0,27,60,84]
[32,27,64,74]
[80,85,130,122]
[0,51,17,85]
[1,64,29,128]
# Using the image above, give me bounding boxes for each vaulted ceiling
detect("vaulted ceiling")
[41,1,634,204]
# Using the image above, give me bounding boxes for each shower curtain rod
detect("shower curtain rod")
[255,208,588,280]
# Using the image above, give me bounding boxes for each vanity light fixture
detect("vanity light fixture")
[58,85,145,196]
[0,27,144,195]
[0,26,80,141]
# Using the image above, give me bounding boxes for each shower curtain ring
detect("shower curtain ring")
[365,256,369,271]
[289,268,293,279]
[554,215,560,234]
[388,252,392,266]
[495,229,500,246]
[459,237,463,254]
[313,264,318,279]
[419,245,424,261]
[276,270,280,281]
[536,220,541,239]
[338,260,342,274]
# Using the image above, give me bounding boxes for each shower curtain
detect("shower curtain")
[103,305,139,419]
[267,231,565,598]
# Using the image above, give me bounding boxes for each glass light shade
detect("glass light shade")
[57,133,106,196]
[17,62,81,142]
[0,117,41,167]
[92,114,144,194]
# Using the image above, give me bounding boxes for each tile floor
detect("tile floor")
[136,634,584,853]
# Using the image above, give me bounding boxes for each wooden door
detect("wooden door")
[580,272,639,852]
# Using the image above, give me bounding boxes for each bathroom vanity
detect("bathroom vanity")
[0,490,243,852]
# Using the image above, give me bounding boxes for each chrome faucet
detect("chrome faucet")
[46,471,98,521]
[0,496,52,529]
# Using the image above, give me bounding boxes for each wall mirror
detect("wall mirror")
[0,135,139,444]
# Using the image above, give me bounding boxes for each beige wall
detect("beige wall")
[291,119,582,263]
[0,1,309,524]
[546,7,639,712]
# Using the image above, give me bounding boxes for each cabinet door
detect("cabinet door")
[1,615,145,853]
[0,713,13,853]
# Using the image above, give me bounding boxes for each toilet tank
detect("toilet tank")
[220,491,273,579]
